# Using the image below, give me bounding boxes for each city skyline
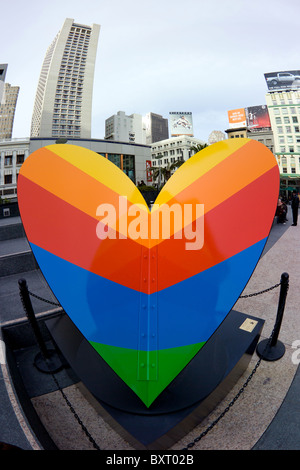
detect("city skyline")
[2,0,300,142]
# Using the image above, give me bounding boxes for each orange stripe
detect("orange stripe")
[18,175,146,293]
[156,165,279,291]
[154,139,277,216]
[19,147,151,247]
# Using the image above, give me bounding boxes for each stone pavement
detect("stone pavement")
[0,213,299,451]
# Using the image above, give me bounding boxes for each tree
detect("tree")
[149,154,184,188]
[190,143,208,155]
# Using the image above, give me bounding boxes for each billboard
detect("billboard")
[245,105,271,132]
[227,108,246,128]
[264,70,300,91]
[169,112,193,136]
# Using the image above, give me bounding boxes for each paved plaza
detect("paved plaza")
[0,211,299,450]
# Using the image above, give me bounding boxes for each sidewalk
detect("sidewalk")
[0,213,299,450]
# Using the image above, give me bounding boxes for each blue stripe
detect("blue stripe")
[30,238,266,351]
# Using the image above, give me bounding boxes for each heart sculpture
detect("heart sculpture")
[18,139,279,407]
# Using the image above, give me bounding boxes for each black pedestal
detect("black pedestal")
[46,311,264,449]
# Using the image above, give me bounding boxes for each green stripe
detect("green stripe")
[89,341,205,407]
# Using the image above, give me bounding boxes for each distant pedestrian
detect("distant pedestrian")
[291,191,299,226]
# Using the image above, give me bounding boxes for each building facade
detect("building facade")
[0,138,29,200]
[0,83,20,139]
[151,135,206,168]
[143,112,169,144]
[266,89,300,194]
[29,138,151,185]
[0,64,8,104]
[105,111,146,144]
[31,18,100,139]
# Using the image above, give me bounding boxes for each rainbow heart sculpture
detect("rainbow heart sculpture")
[18,139,279,407]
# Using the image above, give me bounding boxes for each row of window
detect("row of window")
[0,155,25,166]
[152,148,184,158]
[153,140,197,151]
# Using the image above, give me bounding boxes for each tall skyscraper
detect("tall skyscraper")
[0,83,20,139]
[31,18,100,139]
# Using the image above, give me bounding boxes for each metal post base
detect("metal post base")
[256,338,285,361]
[34,349,63,374]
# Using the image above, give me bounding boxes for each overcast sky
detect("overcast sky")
[2,0,300,142]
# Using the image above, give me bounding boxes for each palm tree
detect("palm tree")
[190,143,208,155]
[149,154,184,188]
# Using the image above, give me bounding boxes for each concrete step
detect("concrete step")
[0,236,37,277]
[0,217,25,241]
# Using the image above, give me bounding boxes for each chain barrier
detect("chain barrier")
[48,369,101,450]
[25,280,282,451]
[239,281,282,298]
[181,280,284,450]
[24,288,101,450]
[180,327,275,450]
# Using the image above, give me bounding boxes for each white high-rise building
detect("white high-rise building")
[31,18,100,139]
[105,111,146,144]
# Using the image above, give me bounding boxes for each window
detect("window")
[123,155,135,182]
[4,174,12,184]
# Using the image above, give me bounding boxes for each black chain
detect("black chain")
[239,281,281,298]
[26,291,100,450]
[28,290,61,306]
[49,370,101,450]
[180,325,276,450]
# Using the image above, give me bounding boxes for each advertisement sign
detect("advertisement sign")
[264,70,300,91]
[169,112,193,136]
[245,105,271,131]
[227,108,246,128]
[146,160,152,182]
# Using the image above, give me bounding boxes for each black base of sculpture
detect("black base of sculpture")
[46,311,264,449]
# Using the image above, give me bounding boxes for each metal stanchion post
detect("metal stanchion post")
[18,278,63,373]
[256,272,289,361]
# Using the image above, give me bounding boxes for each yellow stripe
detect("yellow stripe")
[46,144,149,212]
[153,138,250,210]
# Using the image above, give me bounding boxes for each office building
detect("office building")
[151,135,206,167]
[105,111,146,144]
[265,86,300,194]
[208,130,226,145]
[0,138,29,200]
[0,83,20,140]
[31,18,100,139]
[143,112,168,144]
[0,64,8,104]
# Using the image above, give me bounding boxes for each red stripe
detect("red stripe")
[18,165,278,294]
[18,175,144,293]
[156,165,279,291]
